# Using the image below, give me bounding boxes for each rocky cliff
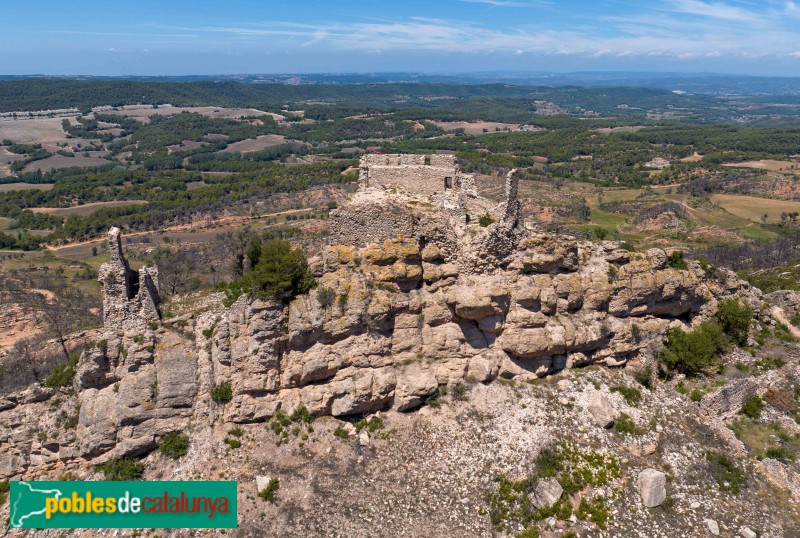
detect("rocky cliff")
[0,218,758,480]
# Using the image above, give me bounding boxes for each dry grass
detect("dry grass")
[101,104,284,124]
[593,126,646,135]
[429,121,536,135]
[31,200,147,217]
[221,134,298,153]
[0,182,54,192]
[680,152,704,162]
[710,193,800,222]
[23,155,111,173]
[0,116,73,144]
[723,160,800,173]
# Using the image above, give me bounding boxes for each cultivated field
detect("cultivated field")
[710,193,800,222]
[594,126,646,134]
[166,140,208,153]
[723,159,799,173]
[23,155,111,173]
[31,200,147,217]
[0,116,74,144]
[97,104,285,124]
[0,182,55,192]
[221,134,301,153]
[430,121,534,135]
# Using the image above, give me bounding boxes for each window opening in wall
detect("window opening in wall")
[444,177,453,189]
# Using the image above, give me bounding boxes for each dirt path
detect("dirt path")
[45,207,316,252]
[772,306,800,339]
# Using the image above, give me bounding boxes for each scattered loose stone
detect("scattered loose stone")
[739,528,757,538]
[705,519,720,536]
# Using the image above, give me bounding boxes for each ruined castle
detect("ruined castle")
[331,154,522,268]
[98,227,161,333]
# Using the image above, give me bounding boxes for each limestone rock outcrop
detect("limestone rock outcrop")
[0,157,763,480]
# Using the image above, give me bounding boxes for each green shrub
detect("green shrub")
[478,213,495,227]
[224,239,316,307]
[355,416,385,434]
[611,385,641,407]
[316,286,336,309]
[690,389,705,402]
[741,394,764,419]
[666,250,688,270]
[258,478,280,503]
[0,480,8,506]
[659,321,726,377]
[227,426,244,438]
[451,383,470,401]
[765,446,794,462]
[774,322,798,343]
[333,426,350,441]
[290,405,313,424]
[211,382,233,404]
[613,413,640,435]
[577,496,610,529]
[752,357,786,372]
[630,323,641,339]
[706,451,747,494]
[715,298,753,347]
[159,433,189,459]
[516,527,540,538]
[534,445,561,478]
[634,365,653,389]
[44,353,80,388]
[223,437,241,449]
[95,458,145,481]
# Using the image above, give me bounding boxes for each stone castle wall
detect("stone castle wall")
[360,154,468,198]
[98,227,161,333]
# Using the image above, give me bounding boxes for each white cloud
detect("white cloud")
[162,2,800,62]
[665,0,766,22]
[791,51,800,57]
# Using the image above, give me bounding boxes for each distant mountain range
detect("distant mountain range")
[2,72,800,96]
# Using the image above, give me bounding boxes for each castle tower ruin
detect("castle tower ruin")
[98,227,161,333]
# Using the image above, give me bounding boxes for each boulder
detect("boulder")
[586,392,615,429]
[739,528,756,538]
[637,468,666,508]
[530,478,563,509]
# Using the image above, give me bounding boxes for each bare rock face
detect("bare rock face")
[637,468,667,508]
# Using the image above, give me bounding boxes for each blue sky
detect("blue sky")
[2,0,800,76]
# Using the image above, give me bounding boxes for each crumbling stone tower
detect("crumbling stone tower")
[98,227,161,333]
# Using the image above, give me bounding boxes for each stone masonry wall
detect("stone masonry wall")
[98,227,161,334]
[360,154,470,199]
